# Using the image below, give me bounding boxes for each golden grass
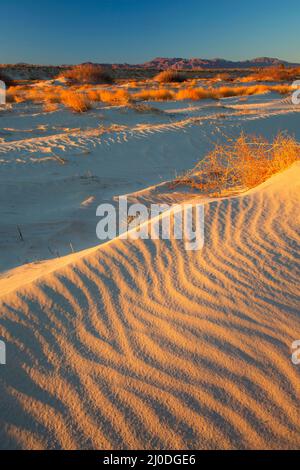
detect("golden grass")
[176,84,292,101]
[7,85,63,104]
[176,87,212,100]
[155,69,187,83]
[60,90,91,112]
[240,66,300,83]
[59,64,114,84]
[133,88,175,101]
[96,89,131,105]
[172,133,299,195]
[5,81,293,110]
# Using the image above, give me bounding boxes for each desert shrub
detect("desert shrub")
[172,132,299,195]
[218,84,291,97]
[133,88,175,101]
[176,87,212,100]
[60,90,91,112]
[269,84,292,94]
[7,85,63,104]
[155,69,187,83]
[86,89,101,102]
[60,64,114,84]
[98,89,131,104]
[85,88,131,105]
[175,84,291,101]
[29,86,63,103]
[5,82,292,108]
[241,66,300,83]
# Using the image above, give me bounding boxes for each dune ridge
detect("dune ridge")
[0,163,299,450]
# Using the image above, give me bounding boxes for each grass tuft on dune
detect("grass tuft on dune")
[172,132,299,195]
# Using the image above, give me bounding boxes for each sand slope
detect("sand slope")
[1,91,300,273]
[0,164,299,450]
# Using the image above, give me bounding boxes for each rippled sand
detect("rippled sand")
[0,163,299,449]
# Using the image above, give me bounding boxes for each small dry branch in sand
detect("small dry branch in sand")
[171,132,299,196]
[17,225,24,242]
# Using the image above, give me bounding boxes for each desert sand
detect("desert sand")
[0,158,299,449]
[0,81,299,449]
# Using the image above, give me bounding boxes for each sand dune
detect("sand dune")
[0,163,299,449]
[1,92,300,273]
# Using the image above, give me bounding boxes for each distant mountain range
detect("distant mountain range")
[108,57,300,70]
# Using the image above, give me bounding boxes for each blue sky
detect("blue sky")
[1,0,299,64]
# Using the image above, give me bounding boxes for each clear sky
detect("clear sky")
[1,0,299,64]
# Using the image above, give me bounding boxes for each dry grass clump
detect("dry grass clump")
[172,133,299,195]
[28,86,63,103]
[97,89,131,105]
[5,80,293,110]
[213,85,269,98]
[155,69,187,83]
[133,88,175,101]
[176,84,291,101]
[86,88,132,105]
[7,85,92,112]
[129,83,291,104]
[60,90,91,112]
[7,85,63,104]
[176,87,212,100]
[241,66,300,83]
[60,64,114,84]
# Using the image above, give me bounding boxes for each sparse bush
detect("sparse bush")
[172,132,299,195]
[60,90,91,112]
[133,88,175,101]
[241,66,300,83]
[97,89,131,105]
[5,81,293,110]
[7,85,63,104]
[155,69,187,83]
[176,87,212,100]
[60,64,114,84]
[176,84,291,101]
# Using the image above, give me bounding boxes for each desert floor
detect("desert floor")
[0,85,299,449]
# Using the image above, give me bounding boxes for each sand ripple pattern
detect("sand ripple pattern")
[1,100,299,166]
[0,165,299,449]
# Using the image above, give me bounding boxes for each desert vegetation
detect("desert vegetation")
[172,132,299,195]
[60,64,114,84]
[154,69,187,83]
[241,66,300,83]
[89,89,131,104]
[60,90,91,112]
[5,78,293,112]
